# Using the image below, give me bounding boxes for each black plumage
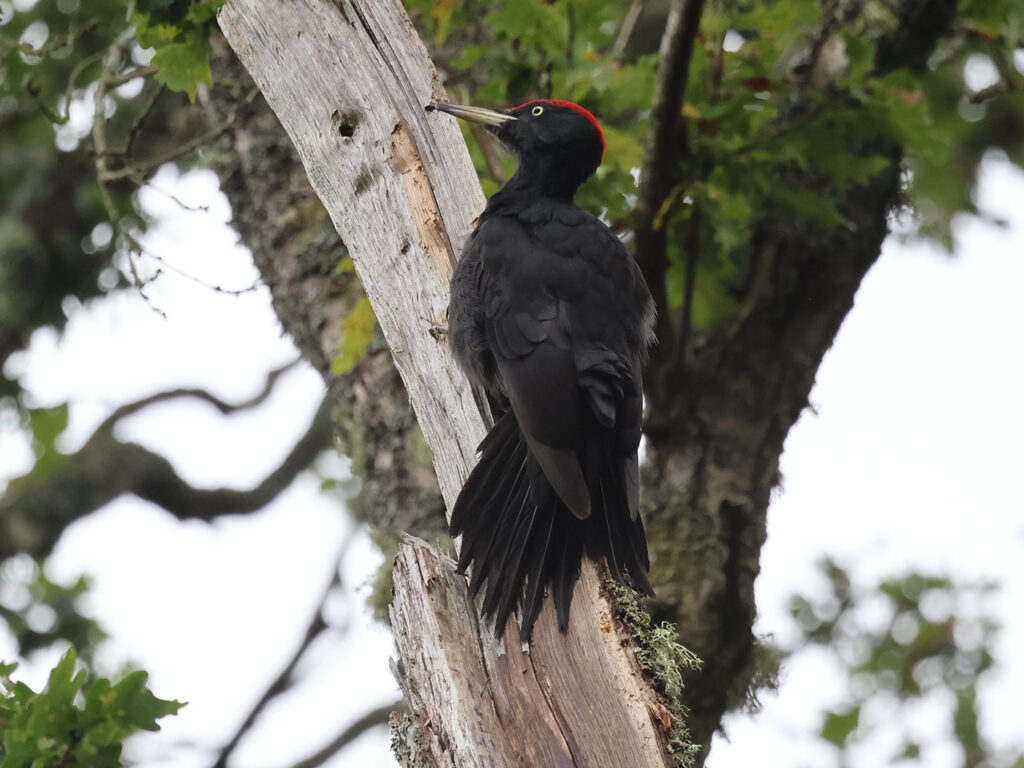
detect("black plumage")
[438,99,656,640]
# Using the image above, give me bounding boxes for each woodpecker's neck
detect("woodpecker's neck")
[502,153,596,202]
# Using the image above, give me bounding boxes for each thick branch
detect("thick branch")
[635,0,706,234]
[0,382,332,560]
[633,0,707,356]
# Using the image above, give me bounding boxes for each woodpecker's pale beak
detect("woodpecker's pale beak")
[435,103,517,127]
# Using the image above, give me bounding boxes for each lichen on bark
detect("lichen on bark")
[607,579,701,767]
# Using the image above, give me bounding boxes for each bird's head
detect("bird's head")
[436,99,605,199]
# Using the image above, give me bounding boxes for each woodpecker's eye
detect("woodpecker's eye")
[531,105,544,116]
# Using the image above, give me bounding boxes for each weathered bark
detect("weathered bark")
[218,1,683,765]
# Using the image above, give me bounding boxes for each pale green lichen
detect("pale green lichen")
[390,711,430,768]
[607,579,703,767]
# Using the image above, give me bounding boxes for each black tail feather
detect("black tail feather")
[450,412,653,640]
[519,511,555,637]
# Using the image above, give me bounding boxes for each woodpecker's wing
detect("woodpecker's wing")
[473,210,652,518]
[470,216,588,519]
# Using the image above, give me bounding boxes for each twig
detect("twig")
[210,537,354,768]
[87,51,257,305]
[967,52,1020,104]
[130,238,262,295]
[709,29,726,97]
[90,45,168,316]
[142,179,212,213]
[97,357,302,430]
[108,64,160,88]
[11,19,109,126]
[612,1,644,57]
[97,86,260,179]
[288,701,406,768]
[0,17,99,57]
[23,78,68,124]
[41,47,111,125]
[968,81,1010,104]
[119,82,166,157]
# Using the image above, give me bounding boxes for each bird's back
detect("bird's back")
[448,193,655,639]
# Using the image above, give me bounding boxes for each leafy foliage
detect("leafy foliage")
[0,649,183,768]
[134,0,224,101]
[0,557,105,662]
[23,404,69,478]
[787,559,1021,767]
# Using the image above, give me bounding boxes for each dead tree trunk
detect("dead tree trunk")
[218,1,686,765]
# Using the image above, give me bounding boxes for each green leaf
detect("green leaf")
[431,0,457,43]
[822,707,860,746]
[27,403,68,452]
[134,17,181,49]
[187,0,225,25]
[151,33,213,102]
[0,649,182,767]
[900,742,921,759]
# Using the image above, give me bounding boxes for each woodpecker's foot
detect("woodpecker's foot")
[429,324,448,341]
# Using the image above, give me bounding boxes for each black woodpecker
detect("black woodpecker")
[437,99,656,640]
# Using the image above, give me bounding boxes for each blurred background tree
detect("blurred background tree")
[1,0,1022,765]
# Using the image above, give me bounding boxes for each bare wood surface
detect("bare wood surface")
[219,1,675,764]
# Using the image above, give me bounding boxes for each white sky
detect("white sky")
[1,157,1022,767]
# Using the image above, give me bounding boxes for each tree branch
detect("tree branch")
[611,2,644,57]
[0,368,331,560]
[0,17,100,58]
[289,701,405,768]
[633,0,707,364]
[99,358,300,427]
